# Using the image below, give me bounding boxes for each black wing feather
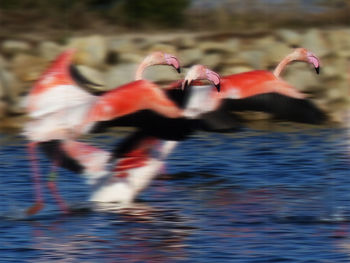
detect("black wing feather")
[220,93,326,124]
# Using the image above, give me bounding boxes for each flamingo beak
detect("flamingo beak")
[307,52,320,75]
[315,66,320,74]
[165,53,181,74]
[205,68,221,93]
[182,80,189,90]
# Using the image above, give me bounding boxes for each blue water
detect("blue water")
[1,125,350,262]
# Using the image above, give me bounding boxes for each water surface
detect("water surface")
[1,125,350,262]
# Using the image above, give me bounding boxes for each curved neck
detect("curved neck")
[135,60,151,80]
[273,54,294,78]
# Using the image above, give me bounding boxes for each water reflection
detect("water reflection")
[27,203,193,262]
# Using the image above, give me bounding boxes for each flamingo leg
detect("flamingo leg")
[47,158,70,214]
[26,142,44,215]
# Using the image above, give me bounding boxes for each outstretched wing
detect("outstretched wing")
[220,93,327,124]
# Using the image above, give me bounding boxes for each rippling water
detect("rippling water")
[1,124,350,262]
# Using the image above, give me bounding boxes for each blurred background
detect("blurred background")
[0,0,350,129]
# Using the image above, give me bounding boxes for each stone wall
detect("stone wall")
[0,27,349,128]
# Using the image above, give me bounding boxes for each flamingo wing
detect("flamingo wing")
[220,93,327,124]
[91,110,199,140]
[90,84,242,135]
[38,131,162,187]
[39,140,111,184]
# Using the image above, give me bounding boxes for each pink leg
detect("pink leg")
[47,181,69,214]
[26,142,44,215]
[47,160,69,214]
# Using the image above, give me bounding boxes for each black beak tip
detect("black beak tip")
[176,67,181,74]
[183,80,188,90]
[315,66,320,74]
[215,83,221,92]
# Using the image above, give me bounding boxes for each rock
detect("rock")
[263,42,291,67]
[108,38,138,54]
[131,37,154,50]
[200,53,222,69]
[0,100,7,119]
[75,65,105,90]
[0,54,8,68]
[276,29,301,46]
[223,38,241,54]
[327,29,350,51]
[7,96,27,115]
[0,78,4,99]
[104,61,181,89]
[174,36,196,49]
[67,35,107,67]
[197,41,229,53]
[222,53,243,66]
[335,49,350,58]
[1,40,31,55]
[104,64,137,89]
[283,64,321,93]
[235,50,266,69]
[321,56,348,79]
[143,64,181,83]
[322,79,348,101]
[0,63,10,99]
[11,53,48,82]
[178,48,204,67]
[0,69,26,102]
[0,115,29,129]
[324,81,348,102]
[251,36,276,50]
[118,52,144,64]
[301,29,329,57]
[327,29,350,58]
[147,43,177,55]
[37,41,64,60]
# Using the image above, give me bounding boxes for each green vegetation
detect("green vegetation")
[0,0,190,30]
[0,0,349,34]
[121,0,190,27]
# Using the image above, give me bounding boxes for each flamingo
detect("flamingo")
[39,65,223,205]
[81,48,319,134]
[273,47,320,77]
[35,52,326,207]
[23,49,183,215]
[39,134,175,204]
[179,48,326,124]
[88,59,327,204]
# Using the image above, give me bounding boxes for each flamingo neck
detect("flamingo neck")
[273,55,294,78]
[135,61,151,80]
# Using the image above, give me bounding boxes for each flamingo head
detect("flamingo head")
[293,48,320,74]
[182,65,221,92]
[144,51,181,73]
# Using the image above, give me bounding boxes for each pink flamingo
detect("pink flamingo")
[24,50,182,215]
[178,48,325,124]
[181,48,320,99]
[39,65,223,204]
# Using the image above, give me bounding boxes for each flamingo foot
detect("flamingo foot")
[26,202,44,216]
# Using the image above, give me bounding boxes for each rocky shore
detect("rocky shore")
[0,27,349,129]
